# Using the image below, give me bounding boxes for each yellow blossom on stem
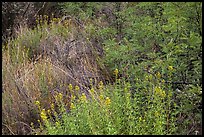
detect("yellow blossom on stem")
[40,109,48,121]
[99,94,104,101]
[105,97,111,106]
[69,84,73,91]
[98,81,104,90]
[70,103,75,109]
[51,103,55,111]
[90,88,95,94]
[156,72,161,79]
[58,93,63,100]
[75,85,80,91]
[80,93,87,102]
[35,100,40,106]
[168,66,173,71]
[47,109,51,115]
[35,100,41,110]
[114,69,119,77]
[155,86,166,98]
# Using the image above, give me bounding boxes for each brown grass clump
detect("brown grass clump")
[2,17,111,135]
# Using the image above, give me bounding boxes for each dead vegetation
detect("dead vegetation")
[2,19,112,134]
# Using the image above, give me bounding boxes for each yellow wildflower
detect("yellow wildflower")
[70,103,75,109]
[80,93,87,102]
[89,78,93,85]
[40,109,47,121]
[90,88,95,94]
[68,84,73,91]
[156,72,161,79]
[105,97,111,106]
[51,103,55,110]
[30,122,34,129]
[75,85,80,91]
[155,86,162,94]
[99,94,104,101]
[98,81,104,90]
[114,68,119,77]
[155,86,166,98]
[35,100,40,106]
[161,90,166,98]
[47,109,51,115]
[58,93,63,100]
[168,66,173,71]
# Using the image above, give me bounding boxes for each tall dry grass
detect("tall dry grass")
[2,15,110,135]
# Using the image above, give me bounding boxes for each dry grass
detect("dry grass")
[2,17,111,134]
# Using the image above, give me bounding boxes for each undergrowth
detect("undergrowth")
[2,2,202,135]
[32,70,178,135]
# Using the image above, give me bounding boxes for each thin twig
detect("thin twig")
[2,123,16,135]
[22,3,31,18]
[34,2,46,18]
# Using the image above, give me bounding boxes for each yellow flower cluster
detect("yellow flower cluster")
[35,100,40,106]
[40,109,48,121]
[49,17,61,24]
[70,103,75,109]
[99,94,104,101]
[75,85,80,91]
[36,15,49,25]
[156,72,161,79]
[80,93,87,102]
[168,66,174,71]
[114,68,119,77]
[63,20,71,27]
[90,88,95,94]
[145,74,153,81]
[105,97,111,106]
[155,86,166,98]
[51,103,55,111]
[98,81,104,90]
[58,93,63,100]
[55,92,63,102]
[68,84,73,91]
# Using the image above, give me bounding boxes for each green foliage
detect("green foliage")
[101,2,202,134]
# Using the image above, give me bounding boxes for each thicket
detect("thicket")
[2,2,202,135]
